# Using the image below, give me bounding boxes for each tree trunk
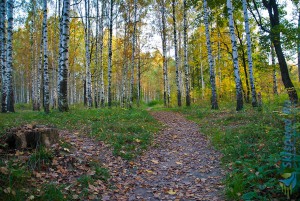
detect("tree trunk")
[58,0,70,112]
[84,0,92,108]
[107,0,113,108]
[203,0,218,109]
[160,0,170,107]
[99,0,105,107]
[43,0,50,113]
[6,0,14,112]
[263,0,298,103]
[183,0,190,107]
[242,0,258,107]
[172,0,182,107]
[227,0,243,111]
[0,0,7,112]
[129,0,137,108]
[271,44,278,95]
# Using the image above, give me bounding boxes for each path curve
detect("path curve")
[103,111,225,200]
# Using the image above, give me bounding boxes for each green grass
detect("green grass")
[0,104,161,200]
[170,99,300,200]
[0,104,161,159]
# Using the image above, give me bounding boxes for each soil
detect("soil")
[101,111,225,200]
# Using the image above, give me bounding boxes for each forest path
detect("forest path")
[103,111,225,200]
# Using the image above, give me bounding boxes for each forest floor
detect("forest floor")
[60,111,224,200]
[16,111,224,200]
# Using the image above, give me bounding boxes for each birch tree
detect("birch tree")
[183,0,190,106]
[99,0,105,107]
[6,0,14,112]
[227,0,243,111]
[0,0,7,112]
[43,0,50,113]
[203,0,218,109]
[58,0,70,112]
[107,0,113,108]
[271,44,278,95]
[242,0,257,107]
[160,0,170,107]
[128,0,138,107]
[84,0,92,108]
[172,0,182,107]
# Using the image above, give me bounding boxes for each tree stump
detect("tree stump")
[5,124,59,149]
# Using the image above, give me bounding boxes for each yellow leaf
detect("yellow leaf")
[176,161,182,165]
[167,189,177,195]
[28,195,35,200]
[146,170,154,174]
[151,160,159,164]
[135,139,141,143]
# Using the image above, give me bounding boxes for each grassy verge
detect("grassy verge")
[0,105,161,200]
[0,105,161,159]
[170,100,300,200]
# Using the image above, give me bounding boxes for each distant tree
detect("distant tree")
[183,0,190,107]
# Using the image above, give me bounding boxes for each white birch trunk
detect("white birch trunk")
[172,0,182,107]
[58,0,70,111]
[271,44,278,95]
[204,0,218,109]
[242,0,257,107]
[84,0,92,108]
[0,0,7,112]
[129,0,137,108]
[227,0,243,111]
[43,0,50,113]
[183,0,190,106]
[6,0,14,112]
[107,0,113,107]
[160,0,170,107]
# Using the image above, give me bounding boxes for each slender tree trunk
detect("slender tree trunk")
[172,0,181,107]
[58,0,70,112]
[227,0,243,111]
[263,0,298,103]
[235,25,250,103]
[43,0,50,113]
[99,0,105,107]
[204,0,218,109]
[242,0,258,107]
[183,0,190,106]
[129,0,137,108]
[84,0,92,108]
[160,0,170,107]
[121,17,128,108]
[0,0,7,112]
[6,0,14,112]
[107,0,113,108]
[271,44,278,95]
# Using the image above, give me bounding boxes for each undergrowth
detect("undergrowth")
[172,98,300,200]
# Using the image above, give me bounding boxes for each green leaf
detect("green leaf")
[242,192,258,200]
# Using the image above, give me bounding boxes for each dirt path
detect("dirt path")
[102,111,225,200]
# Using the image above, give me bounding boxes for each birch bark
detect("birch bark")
[172,0,181,107]
[43,0,50,113]
[203,0,218,109]
[242,0,257,107]
[227,0,243,111]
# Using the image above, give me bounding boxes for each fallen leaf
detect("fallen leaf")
[167,189,177,195]
[175,161,182,165]
[145,169,154,174]
[151,159,159,164]
[0,167,8,174]
[135,139,141,143]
